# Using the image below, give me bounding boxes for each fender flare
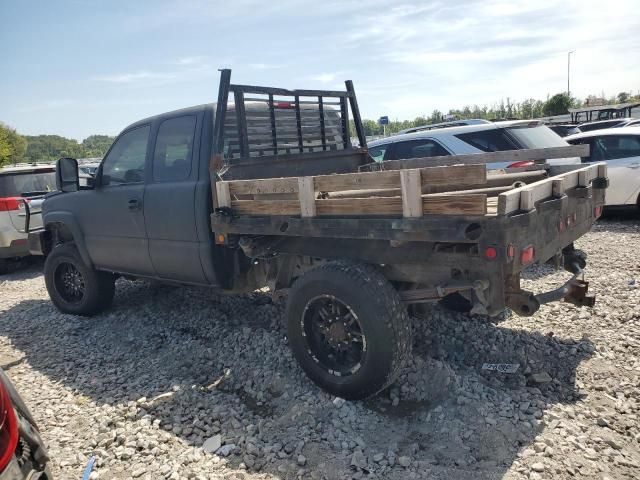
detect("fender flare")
[44,211,93,268]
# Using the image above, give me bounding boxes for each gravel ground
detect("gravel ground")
[0,216,639,480]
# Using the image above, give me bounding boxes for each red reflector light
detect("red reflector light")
[0,197,22,212]
[594,206,602,218]
[273,101,294,109]
[485,247,497,259]
[572,212,577,224]
[507,160,534,169]
[558,218,566,232]
[10,239,27,247]
[0,379,19,472]
[507,244,515,259]
[566,215,573,227]
[521,245,535,265]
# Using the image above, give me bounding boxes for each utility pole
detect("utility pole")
[567,50,575,96]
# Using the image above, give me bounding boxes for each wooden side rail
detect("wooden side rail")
[497,163,606,215]
[216,164,488,217]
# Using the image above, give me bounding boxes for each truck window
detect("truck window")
[153,115,196,182]
[455,129,517,152]
[385,139,449,160]
[102,125,150,186]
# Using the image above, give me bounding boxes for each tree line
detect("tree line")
[2,90,638,167]
[356,91,639,137]
[0,123,115,167]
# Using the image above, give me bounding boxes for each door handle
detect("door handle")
[128,198,141,210]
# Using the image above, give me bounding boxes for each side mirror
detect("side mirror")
[56,157,79,192]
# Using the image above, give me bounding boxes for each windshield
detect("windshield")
[0,171,57,197]
[506,125,568,149]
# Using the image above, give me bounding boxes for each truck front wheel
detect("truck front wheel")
[44,243,116,316]
[286,261,411,399]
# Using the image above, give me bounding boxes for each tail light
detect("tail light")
[594,206,602,218]
[507,161,534,169]
[0,197,22,212]
[558,218,566,232]
[484,247,498,259]
[0,379,19,472]
[521,245,535,265]
[507,244,515,259]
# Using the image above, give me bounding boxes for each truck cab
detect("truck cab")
[37,105,220,286]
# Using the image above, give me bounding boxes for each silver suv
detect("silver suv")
[0,164,55,274]
[368,120,580,169]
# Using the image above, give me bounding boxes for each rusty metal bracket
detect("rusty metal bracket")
[564,279,595,307]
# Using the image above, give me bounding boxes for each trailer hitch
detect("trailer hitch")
[534,262,595,308]
[563,278,595,308]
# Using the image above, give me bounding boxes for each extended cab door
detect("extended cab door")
[143,114,207,284]
[77,124,156,275]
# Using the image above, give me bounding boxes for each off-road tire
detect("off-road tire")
[286,261,411,399]
[44,243,115,316]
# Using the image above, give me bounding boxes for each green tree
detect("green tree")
[0,123,27,166]
[617,91,630,103]
[82,135,114,158]
[543,93,573,116]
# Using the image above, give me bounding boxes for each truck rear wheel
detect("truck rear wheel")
[286,261,411,399]
[44,243,116,316]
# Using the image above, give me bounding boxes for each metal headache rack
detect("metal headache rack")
[211,69,368,180]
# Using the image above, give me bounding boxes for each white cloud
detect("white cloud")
[94,71,177,84]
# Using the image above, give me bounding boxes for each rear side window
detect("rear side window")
[385,139,449,161]
[368,145,388,162]
[153,116,197,182]
[592,135,640,160]
[0,170,56,197]
[455,129,517,152]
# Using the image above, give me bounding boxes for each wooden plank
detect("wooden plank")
[377,144,590,170]
[298,177,317,217]
[497,164,598,215]
[400,169,423,217]
[231,200,301,215]
[552,178,565,197]
[420,164,486,187]
[216,182,231,208]
[313,164,486,193]
[422,194,487,215]
[227,177,299,195]
[597,162,607,177]
[314,170,400,192]
[316,197,403,216]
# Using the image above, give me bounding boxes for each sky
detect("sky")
[1,0,639,140]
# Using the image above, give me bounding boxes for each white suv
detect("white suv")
[368,120,581,169]
[0,164,56,274]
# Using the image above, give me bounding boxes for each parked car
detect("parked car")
[368,120,581,169]
[0,164,55,274]
[548,124,581,137]
[0,369,52,479]
[566,127,640,209]
[577,118,636,132]
[613,118,640,128]
[398,118,491,134]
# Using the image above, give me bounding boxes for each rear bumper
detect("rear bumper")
[27,230,48,256]
[0,241,29,259]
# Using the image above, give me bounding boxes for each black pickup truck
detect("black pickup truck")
[29,70,607,399]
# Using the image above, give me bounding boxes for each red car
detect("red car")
[0,369,52,479]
